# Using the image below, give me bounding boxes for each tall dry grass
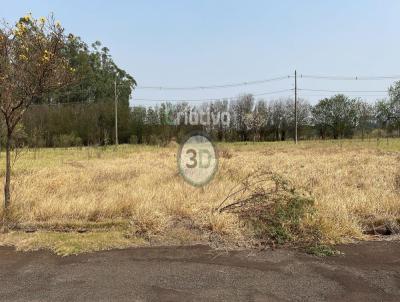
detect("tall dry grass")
[0,139,399,245]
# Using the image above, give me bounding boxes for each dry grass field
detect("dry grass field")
[0,139,399,255]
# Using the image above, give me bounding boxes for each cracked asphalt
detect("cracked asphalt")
[1,240,399,301]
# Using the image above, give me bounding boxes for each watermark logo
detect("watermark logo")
[168,109,230,127]
[177,132,218,187]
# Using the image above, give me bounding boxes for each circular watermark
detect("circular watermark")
[177,132,218,187]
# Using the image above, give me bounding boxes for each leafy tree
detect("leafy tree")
[388,81,400,135]
[354,100,374,140]
[131,106,146,144]
[18,33,137,147]
[269,99,286,141]
[312,95,358,139]
[375,99,391,131]
[0,14,74,230]
[244,100,268,142]
[231,94,254,141]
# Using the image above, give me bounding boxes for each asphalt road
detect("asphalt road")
[1,241,400,302]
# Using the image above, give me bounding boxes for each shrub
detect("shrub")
[218,171,320,246]
[147,135,161,146]
[54,133,82,147]
[129,135,138,145]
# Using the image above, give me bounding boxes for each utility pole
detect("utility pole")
[294,70,298,144]
[114,79,118,146]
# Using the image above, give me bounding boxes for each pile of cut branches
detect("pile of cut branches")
[216,170,320,246]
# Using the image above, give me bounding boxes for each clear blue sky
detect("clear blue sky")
[3,0,400,104]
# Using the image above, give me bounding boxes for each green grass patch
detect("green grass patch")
[306,244,339,257]
[0,231,146,256]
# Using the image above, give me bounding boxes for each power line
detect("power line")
[26,88,293,107]
[134,89,294,102]
[298,94,387,97]
[27,88,388,105]
[253,88,294,96]
[298,88,388,93]
[27,70,398,105]
[300,74,400,80]
[136,75,291,90]
[135,73,400,90]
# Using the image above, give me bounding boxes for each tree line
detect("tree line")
[1,23,400,148]
[2,85,398,148]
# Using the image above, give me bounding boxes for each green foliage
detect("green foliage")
[376,81,400,134]
[45,38,136,105]
[10,24,400,149]
[306,244,338,257]
[54,133,82,147]
[147,134,162,146]
[312,94,360,139]
[15,31,138,147]
[220,173,319,246]
[248,193,315,244]
[129,135,138,144]
[389,81,400,104]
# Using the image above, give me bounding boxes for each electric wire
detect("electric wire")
[298,88,387,93]
[27,72,400,106]
[133,89,294,102]
[136,75,291,90]
[300,74,400,80]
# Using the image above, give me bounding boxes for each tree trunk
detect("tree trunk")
[2,132,11,232]
[280,130,286,141]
